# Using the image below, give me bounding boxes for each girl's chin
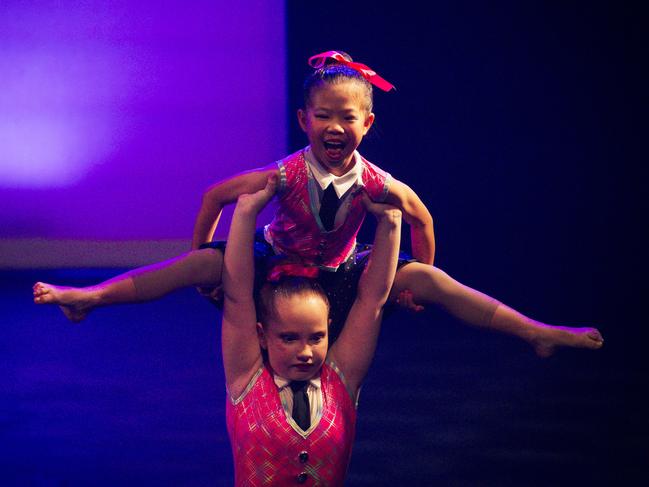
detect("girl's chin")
[288,364,321,380]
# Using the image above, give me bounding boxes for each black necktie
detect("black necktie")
[290,380,311,431]
[319,184,340,231]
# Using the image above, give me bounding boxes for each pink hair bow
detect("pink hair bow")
[308,50,395,92]
[267,263,320,282]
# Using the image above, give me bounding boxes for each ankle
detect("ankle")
[527,321,561,346]
[83,285,108,307]
[490,304,539,343]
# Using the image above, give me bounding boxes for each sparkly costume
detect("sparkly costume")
[201,147,404,340]
[226,361,356,486]
[264,147,391,271]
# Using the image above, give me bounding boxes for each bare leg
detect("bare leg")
[33,248,223,322]
[389,263,604,356]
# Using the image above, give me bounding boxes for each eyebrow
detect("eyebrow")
[313,107,361,114]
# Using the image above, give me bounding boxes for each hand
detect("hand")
[236,175,278,214]
[358,190,402,222]
[395,289,424,313]
[196,284,223,302]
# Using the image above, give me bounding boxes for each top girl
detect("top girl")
[34,50,603,356]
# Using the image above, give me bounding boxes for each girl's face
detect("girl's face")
[298,81,375,176]
[258,293,329,381]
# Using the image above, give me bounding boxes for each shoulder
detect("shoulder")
[276,148,308,193]
[324,359,359,406]
[384,178,433,223]
[358,155,392,202]
[276,148,307,170]
[225,164,279,188]
[386,177,423,202]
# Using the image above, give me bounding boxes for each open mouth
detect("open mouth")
[323,140,345,160]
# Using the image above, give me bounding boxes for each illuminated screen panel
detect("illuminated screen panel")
[0,1,286,246]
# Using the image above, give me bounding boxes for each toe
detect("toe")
[587,329,603,342]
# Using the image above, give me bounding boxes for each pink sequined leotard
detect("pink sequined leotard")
[265,147,391,271]
[226,361,356,486]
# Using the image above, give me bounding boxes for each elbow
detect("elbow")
[409,212,432,229]
[201,188,217,208]
[202,182,227,207]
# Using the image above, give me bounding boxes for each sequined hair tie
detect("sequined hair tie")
[267,263,320,282]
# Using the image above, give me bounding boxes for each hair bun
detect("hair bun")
[323,51,353,65]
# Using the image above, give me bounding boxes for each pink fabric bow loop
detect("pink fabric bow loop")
[308,50,395,92]
[267,263,320,282]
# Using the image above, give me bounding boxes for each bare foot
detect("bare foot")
[531,325,604,357]
[33,282,98,323]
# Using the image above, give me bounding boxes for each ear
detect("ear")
[362,112,375,135]
[297,108,308,132]
[256,322,268,350]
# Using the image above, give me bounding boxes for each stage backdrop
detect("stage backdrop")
[0,0,286,267]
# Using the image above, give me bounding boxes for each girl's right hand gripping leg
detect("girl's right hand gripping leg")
[236,175,278,215]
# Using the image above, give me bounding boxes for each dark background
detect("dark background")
[2,2,646,485]
[285,2,646,485]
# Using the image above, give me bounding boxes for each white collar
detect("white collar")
[304,146,364,199]
[274,373,321,391]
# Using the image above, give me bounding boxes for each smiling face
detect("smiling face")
[298,80,375,176]
[258,293,329,381]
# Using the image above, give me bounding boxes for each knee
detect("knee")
[394,264,456,299]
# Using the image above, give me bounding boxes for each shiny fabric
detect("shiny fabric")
[265,148,391,271]
[226,362,356,486]
[308,50,396,92]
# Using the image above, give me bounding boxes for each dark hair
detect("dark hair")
[256,277,330,325]
[303,51,374,113]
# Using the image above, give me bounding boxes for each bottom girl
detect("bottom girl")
[222,177,401,484]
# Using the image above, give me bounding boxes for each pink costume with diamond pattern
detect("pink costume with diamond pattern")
[226,362,356,486]
[265,148,391,271]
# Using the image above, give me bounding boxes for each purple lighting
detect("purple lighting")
[0,4,130,188]
[0,0,286,241]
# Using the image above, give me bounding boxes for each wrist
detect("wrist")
[377,208,402,226]
[233,197,262,218]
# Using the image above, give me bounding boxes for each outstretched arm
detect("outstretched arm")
[328,193,402,395]
[191,165,279,249]
[384,179,435,265]
[221,177,277,398]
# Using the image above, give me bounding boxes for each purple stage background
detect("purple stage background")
[0,1,286,253]
[0,2,644,485]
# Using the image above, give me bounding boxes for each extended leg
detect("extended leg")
[389,263,604,356]
[33,248,223,322]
